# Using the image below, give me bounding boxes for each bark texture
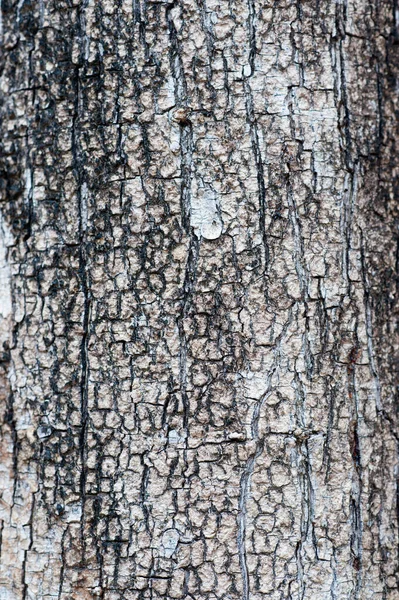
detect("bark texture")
[1,0,399,598]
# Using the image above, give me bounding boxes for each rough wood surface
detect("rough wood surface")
[0,0,399,598]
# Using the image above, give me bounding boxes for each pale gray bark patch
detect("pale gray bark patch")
[161,529,180,558]
[0,215,12,344]
[190,186,223,240]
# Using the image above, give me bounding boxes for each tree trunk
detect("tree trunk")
[0,0,399,598]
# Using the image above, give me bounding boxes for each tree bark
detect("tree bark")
[0,0,399,598]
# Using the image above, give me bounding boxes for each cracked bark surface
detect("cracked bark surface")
[1,0,399,598]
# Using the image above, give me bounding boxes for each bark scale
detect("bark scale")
[0,0,399,598]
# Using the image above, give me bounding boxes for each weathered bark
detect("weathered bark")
[0,0,399,598]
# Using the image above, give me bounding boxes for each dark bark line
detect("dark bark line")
[0,0,399,599]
